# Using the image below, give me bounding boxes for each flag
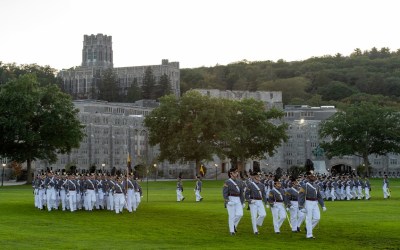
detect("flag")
[127,153,132,172]
[199,164,206,177]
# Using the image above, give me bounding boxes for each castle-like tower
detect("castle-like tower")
[58,34,180,99]
[81,34,113,68]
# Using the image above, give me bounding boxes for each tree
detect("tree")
[126,78,142,102]
[144,91,288,174]
[98,68,120,102]
[0,74,85,183]
[144,91,224,174]
[156,73,172,99]
[218,99,288,171]
[141,67,156,99]
[319,102,400,176]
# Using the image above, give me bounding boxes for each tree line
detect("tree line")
[180,47,400,108]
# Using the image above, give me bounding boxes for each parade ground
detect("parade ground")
[0,178,399,250]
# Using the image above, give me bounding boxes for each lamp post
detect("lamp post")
[153,163,157,181]
[102,163,105,173]
[214,164,218,181]
[2,163,6,187]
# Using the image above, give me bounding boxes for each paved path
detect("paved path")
[1,180,27,186]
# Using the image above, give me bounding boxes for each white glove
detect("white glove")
[322,207,327,212]
[227,201,235,206]
[286,207,289,212]
[300,208,307,213]
[251,200,256,204]
[242,203,246,209]
[266,204,270,208]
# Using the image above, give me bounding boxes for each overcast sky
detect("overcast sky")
[1,0,400,70]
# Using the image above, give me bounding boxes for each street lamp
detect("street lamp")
[153,163,157,181]
[214,163,218,181]
[102,163,105,173]
[1,163,6,187]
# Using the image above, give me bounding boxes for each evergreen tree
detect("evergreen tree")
[98,68,120,102]
[126,78,142,102]
[156,73,172,99]
[141,67,156,99]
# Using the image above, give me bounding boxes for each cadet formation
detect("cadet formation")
[222,161,377,239]
[32,171,143,214]
[31,163,388,239]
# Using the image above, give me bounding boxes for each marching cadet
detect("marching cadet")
[194,175,203,202]
[66,174,78,212]
[107,175,116,211]
[268,176,287,234]
[33,174,40,209]
[123,173,137,212]
[176,176,185,202]
[113,176,126,214]
[223,167,245,235]
[96,173,105,210]
[84,173,97,211]
[44,171,57,211]
[245,171,267,235]
[383,175,390,199]
[345,176,353,200]
[298,167,327,239]
[330,177,337,201]
[134,177,142,209]
[356,176,364,200]
[364,176,371,200]
[285,177,305,233]
[58,173,68,211]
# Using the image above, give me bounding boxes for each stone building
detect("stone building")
[58,34,180,100]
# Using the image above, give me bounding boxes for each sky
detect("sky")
[1,0,400,70]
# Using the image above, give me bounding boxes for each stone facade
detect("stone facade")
[58,34,180,100]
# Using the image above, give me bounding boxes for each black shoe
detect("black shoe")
[275,232,280,234]
[307,236,315,239]
[297,227,301,232]
[182,197,185,201]
[234,226,237,233]
[230,232,235,236]
[254,232,259,235]
[200,198,203,201]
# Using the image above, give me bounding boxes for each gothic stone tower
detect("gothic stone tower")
[82,34,113,68]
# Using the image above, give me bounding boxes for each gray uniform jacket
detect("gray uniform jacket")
[223,178,244,204]
[298,181,325,209]
[245,181,267,203]
[268,187,286,207]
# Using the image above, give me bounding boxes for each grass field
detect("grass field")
[0,178,399,250]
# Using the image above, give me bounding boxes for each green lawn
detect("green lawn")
[0,178,399,250]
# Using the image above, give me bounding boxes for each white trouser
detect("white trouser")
[108,191,114,210]
[330,188,336,201]
[226,196,243,233]
[126,189,137,212]
[68,191,77,212]
[195,190,202,201]
[271,202,286,233]
[60,189,67,211]
[383,184,390,198]
[304,200,320,238]
[289,201,305,231]
[346,186,353,200]
[364,187,370,200]
[358,186,363,199]
[86,190,96,211]
[114,193,125,214]
[96,190,104,209]
[135,192,141,208]
[249,200,266,233]
[46,187,56,211]
[176,189,184,201]
[34,188,39,208]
